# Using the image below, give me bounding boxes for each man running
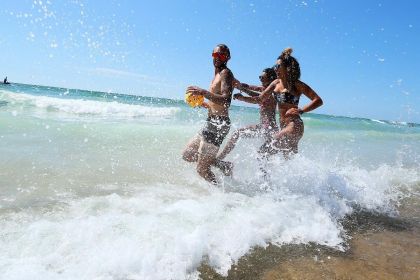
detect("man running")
[182,44,234,184]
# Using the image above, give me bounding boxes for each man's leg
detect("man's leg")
[213,159,232,175]
[182,134,201,162]
[197,141,219,184]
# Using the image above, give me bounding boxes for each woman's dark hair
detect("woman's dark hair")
[262,67,277,82]
[278,47,300,92]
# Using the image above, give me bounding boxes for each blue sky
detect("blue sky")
[0,0,419,122]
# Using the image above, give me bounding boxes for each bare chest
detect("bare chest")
[209,74,222,94]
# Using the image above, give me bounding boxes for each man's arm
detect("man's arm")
[187,70,234,105]
[203,69,233,104]
[200,102,209,109]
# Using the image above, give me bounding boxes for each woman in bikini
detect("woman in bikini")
[256,47,323,158]
[216,67,278,161]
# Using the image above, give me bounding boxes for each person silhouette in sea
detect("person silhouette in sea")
[216,67,278,162]
[3,76,9,84]
[182,44,235,184]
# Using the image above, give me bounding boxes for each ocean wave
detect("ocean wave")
[0,91,180,118]
[0,86,419,279]
[370,118,420,127]
[370,119,387,124]
[0,184,344,279]
[1,159,418,279]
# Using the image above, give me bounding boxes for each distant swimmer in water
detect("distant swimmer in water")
[216,67,278,162]
[182,44,235,184]
[3,76,10,84]
[256,47,323,159]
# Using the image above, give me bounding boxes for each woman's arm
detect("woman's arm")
[233,93,260,104]
[238,86,263,97]
[254,80,277,102]
[235,82,264,97]
[247,84,264,91]
[295,80,323,114]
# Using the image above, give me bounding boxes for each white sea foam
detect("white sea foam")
[0,185,342,280]
[370,118,416,127]
[1,159,417,280]
[1,91,180,118]
[1,87,419,280]
[371,119,386,124]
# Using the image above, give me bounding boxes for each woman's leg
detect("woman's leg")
[258,118,303,160]
[216,125,261,160]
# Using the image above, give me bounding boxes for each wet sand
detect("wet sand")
[199,198,420,280]
[262,229,419,280]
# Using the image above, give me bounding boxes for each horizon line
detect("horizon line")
[1,81,418,126]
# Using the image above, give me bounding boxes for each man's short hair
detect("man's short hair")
[216,44,230,58]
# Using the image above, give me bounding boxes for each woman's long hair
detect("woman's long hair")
[278,47,300,92]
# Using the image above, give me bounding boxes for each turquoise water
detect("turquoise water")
[0,83,419,279]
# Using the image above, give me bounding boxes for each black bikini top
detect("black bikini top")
[273,90,300,106]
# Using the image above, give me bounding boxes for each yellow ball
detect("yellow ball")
[185,92,204,107]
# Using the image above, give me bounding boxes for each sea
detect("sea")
[0,83,419,280]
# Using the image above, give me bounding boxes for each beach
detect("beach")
[1,83,419,280]
[199,199,420,280]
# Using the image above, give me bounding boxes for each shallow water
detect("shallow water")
[0,83,419,279]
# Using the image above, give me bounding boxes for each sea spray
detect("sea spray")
[0,84,419,279]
